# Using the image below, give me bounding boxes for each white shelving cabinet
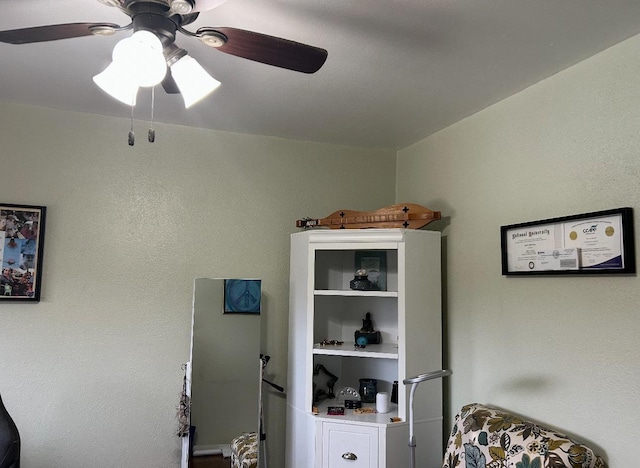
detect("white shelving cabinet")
[286,229,444,468]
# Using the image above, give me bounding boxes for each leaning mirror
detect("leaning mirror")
[184,278,262,467]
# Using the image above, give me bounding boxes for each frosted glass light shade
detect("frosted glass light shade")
[113,31,167,87]
[93,60,139,106]
[170,55,220,108]
[92,30,167,105]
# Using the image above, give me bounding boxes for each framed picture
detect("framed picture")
[0,204,46,301]
[224,279,261,314]
[501,207,635,275]
[355,251,387,290]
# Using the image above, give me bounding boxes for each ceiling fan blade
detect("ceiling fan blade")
[192,0,229,13]
[201,27,327,74]
[161,69,181,94]
[0,23,122,44]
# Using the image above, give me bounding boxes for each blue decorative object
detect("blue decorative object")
[224,279,261,314]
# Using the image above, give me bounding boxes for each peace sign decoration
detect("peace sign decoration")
[224,279,262,314]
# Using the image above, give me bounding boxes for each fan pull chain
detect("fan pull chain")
[148,87,156,143]
[128,104,135,146]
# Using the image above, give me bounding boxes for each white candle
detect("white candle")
[376,392,389,414]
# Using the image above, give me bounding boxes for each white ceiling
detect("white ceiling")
[1,0,640,149]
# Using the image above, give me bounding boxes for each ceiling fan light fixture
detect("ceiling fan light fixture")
[113,30,167,87]
[93,61,139,106]
[93,30,171,105]
[170,55,221,108]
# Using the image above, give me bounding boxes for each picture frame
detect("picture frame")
[501,207,635,275]
[0,203,46,301]
[355,250,387,290]
[224,279,262,314]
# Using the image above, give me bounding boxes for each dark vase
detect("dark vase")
[391,381,398,404]
[350,274,372,291]
[358,378,378,403]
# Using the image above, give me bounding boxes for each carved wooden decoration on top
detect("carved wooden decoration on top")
[296,203,441,229]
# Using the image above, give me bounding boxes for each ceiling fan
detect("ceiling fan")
[0,0,328,107]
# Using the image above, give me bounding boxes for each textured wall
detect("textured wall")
[0,103,396,468]
[396,33,640,466]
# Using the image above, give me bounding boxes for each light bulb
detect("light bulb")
[112,31,167,87]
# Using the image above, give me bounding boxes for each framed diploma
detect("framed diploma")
[501,207,635,275]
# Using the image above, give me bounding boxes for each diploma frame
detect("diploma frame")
[501,207,635,276]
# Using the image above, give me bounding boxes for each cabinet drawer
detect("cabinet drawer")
[322,423,378,468]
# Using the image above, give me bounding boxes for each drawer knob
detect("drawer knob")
[341,452,358,460]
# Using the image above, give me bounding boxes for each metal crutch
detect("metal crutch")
[403,369,452,468]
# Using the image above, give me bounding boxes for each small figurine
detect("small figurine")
[361,312,374,332]
[354,312,381,346]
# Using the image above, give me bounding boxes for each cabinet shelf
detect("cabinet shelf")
[313,400,401,426]
[313,343,398,359]
[314,289,398,298]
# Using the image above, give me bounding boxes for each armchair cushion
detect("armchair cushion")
[443,403,606,468]
[230,432,258,468]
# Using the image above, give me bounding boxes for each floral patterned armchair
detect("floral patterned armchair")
[443,403,606,468]
[230,432,258,468]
